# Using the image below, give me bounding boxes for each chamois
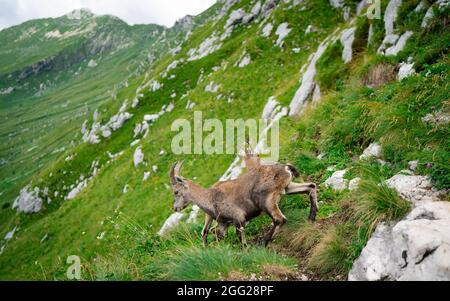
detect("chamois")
[169,152,318,247]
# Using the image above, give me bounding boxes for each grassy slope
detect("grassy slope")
[0,14,173,209]
[0,0,448,280]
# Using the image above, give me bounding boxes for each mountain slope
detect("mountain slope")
[0,8,198,209]
[0,0,448,280]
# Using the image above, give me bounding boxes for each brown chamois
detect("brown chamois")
[169,153,318,247]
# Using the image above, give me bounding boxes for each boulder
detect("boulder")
[385,174,443,205]
[359,142,382,160]
[349,202,450,281]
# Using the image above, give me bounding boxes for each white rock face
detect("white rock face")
[275,22,292,47]
[359,143,382,160]
[421,6,435,28]
[67,180,88,200]
[384,0,403,36]
[349,202,450,281]
[13,186,43,213]
[0,87,14,95]
[289,29,340,115]
[422,110,450,126]
[384,31,413,56]
[262,23,273,37]
[340,27,356,64]
[415,0,427,12]
[158,212,185,236]
[312,84,321,103]
[329,0,344,9]
[385,174,443,206]
[133,146,144,167]
[237,53,251,68]
[262,96,279,120]
[144,114,159,122]
[225,9,246,28]
[149,80,161,92]
[325,170,348,190]
[205,81,221,93]
[186,100,196,110]
[305,25,314,34]
[398,59,416,81]
[188,33,222,61]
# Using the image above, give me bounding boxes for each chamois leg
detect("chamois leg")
[286,182,318,221]
[264,195,286,247]
[235,225,248,248]
[202,214,213,247]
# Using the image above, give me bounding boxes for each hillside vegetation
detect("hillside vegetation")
[0,0,448,280]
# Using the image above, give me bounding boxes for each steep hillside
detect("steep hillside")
[0,0,448,281]
[0,8,200,208]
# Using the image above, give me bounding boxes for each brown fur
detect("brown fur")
[169,151,318,247]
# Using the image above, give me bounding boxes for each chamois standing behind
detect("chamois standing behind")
[169,152,318,246]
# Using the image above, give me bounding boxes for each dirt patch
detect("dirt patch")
[223,265,308,281]
[363,63,397,88]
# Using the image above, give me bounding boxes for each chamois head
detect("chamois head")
[239,145,260,169]
[169,161,190,212]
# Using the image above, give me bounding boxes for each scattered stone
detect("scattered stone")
[422,110,450,126]
[384,31,413,56]
[262,23,273,37]
[205,81,221,93]
[13,186,43,213]
[385,174,444,205]
[349,177,361,191]
[305,25,315,35]
[398,58,416,81]
[275,23,292,47]
[324,170,348,190]
[87,59,97,68]
[359,143,382,160]
[133,146,144,167]
[408,160,419,171]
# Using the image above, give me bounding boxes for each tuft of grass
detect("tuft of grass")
[306,224,350,277]
[152,244,296,281]
[351,166,411,236]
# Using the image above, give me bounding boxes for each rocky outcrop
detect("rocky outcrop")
[325,170,348,190]
[13,186,43,214]
[349,172,449,281]
[359,142,382,160]
[398,59,416,81]
[349,201,450,281]
[385,174,443,206]
[340,27,356,64]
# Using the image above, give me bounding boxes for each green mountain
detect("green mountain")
[0,0,448,281]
